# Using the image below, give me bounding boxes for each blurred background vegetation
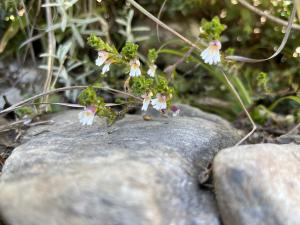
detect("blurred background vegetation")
[0,0,299,142]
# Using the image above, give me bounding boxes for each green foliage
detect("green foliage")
[256,72,270,93]
[131,75,174,101]
[225,48,235,56]
[148,49,158,63]
[80,35,175,124]
[297,109,300,122]
[200,16,226,40]
[94,96,117,126]
[269,96,300,111]
[78,87,98,106]
[1,0,299,131]
[131,76,154,96]
[155,76,174,97]
[252,105,268,125]
[15,106,33,118]
[87,35,117,54]
[121,42,139,60]
[78,86,117,125]
[97,105,117,126]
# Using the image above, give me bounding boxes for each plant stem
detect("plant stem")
[219,68,257,145]
[227,1,297,62]
[126,0,205,50]
[42,0,56,112]
[0,86,142,116]
[238,0,300,30]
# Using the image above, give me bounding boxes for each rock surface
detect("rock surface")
[0,109,239,225]
[147,103,232,127]
[213,144,300,225]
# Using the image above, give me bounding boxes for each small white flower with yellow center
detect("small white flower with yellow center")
[151,94,167,111]
[129,58,141,77]
[102,60,112,74]
[141,92,153,111]
[147,64,157,77]
[95,51,109,67]
[200,40,222,65]
[78,106,96,126]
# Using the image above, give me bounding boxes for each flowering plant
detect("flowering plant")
[77,35,174,125]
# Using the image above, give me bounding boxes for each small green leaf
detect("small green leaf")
[0,20,20,53]
[200,16,226,40]
[269,96,300,111]
[148,49,158,63]
[87,34,117,54]
[121,42,139,60]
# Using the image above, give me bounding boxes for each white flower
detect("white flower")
[151,94,167,111]
[129,58,141,77]
[200,40,222,65]
[141,92,153,111]
[102,60,112,74]
[147,64,157,77]
[78,106,96,126]
[95,51,109,67]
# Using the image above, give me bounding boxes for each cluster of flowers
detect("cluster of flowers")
[95,50,166,111]
[78,40,222,126]
[96,51,157,78]
[79,49,166,125]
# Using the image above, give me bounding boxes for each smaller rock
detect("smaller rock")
[213,144,300,225]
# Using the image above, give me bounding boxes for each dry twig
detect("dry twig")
[0,86,142,116]
[238,0,300,30]
[42,0,56,111]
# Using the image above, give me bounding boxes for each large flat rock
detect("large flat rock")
[213,144,300,225]
[0,109,239,225]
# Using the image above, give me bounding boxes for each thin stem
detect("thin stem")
[226,1,297,63]
[164,45,195,75]
[0,86,142,116]
[42,0,56,111]
[238,0,300,30]
[51,55,67,89]
[219,68,257,145]
[19,0,37,64]
[126,0,205,50]
[156,0,168,43]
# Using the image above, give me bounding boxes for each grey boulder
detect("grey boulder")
[0,109,239,225]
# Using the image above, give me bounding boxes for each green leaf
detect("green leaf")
[148,49,158,63]
[78,87,98,106]
[132,76,154,96]
[269,96,300,111]
[71,24,84,47]
[200,16,226,40]
[57,40,72,63]
[0,20,20,54]
[87,34,117,54]
[121,42,139,60]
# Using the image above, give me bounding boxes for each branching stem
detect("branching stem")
[0,86,142,116]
